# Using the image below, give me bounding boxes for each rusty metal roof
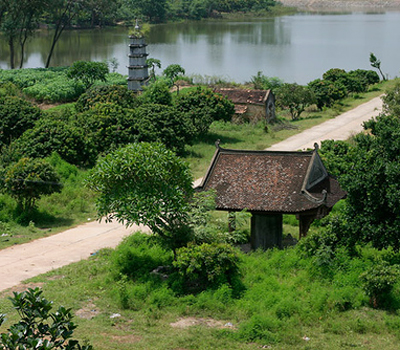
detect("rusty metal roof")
[214,88,272,105]
[197,144,346,214]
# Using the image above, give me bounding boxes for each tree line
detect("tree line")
[0,0,277,70]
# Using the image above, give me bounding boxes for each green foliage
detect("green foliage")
[163,64,185,84]
[76,102,137,155]
[360,261,400,308]
[370,52,386,81]
[308,78,347,109]
[10,118,96,166]
[67,61,109,89]
[130,103,193,154]
[23,78,85,103]
[175,87,235,136]
[0,287,92,350]
[86,142,194,252]
[0,82,20,97]
[276,83,315,120]
[140,80,172,105]
[3,157,61,212]
[382,79,400,117]
[0,96,42,147]
[172,242,242,293]
[75,85,138,113]
[111,232,173,281]
[319,139,355,178]
[250,71,284,92]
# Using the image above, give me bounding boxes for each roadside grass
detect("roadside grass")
[2,233,400,349]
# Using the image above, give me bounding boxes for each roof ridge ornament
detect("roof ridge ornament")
[215,139,221,149]
[314,142,319,151]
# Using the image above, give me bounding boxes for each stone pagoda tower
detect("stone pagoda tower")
[127,21,149,91]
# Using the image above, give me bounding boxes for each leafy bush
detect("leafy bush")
[111,233,173,281]
[172,243,242,293]
[75,84,138,113]
[0,287,92,350]
[11,118,96,166]
[276,83,315,120]
[76,102,138,155]
[130,103,193,154]
[140,80,172,105]
[360,261,400,308]
[308,78,347,109]
[0,96,42,147]
[174,87,235,136]
[67,60,109,89]
[3,157,61,212]
[0,81,20,97]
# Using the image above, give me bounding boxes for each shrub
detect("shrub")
[0,287,92,350]
[0,96,42,147]
[3,157,62,212]
[360,261,400,308]
[172,243,241,293]
[67,60,109,89]
[111,233,173,281]
[75,84,138,112]
[76,102,138,155]
[130,103,193,154]
[11,118,96,166]
[0,82,20,97]
[308,79,347,109]
[250,71,284,92]
[140,80,172,105]
[175,87,235,136]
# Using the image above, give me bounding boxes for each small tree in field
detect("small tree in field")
[276,83,315,120]
[3,157,62,212]
[163,64,185,93]
[67,60,109,89]
[0,287,92,350]
[86,142,194,254]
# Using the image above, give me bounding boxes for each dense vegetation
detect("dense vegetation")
[0,64,399,348]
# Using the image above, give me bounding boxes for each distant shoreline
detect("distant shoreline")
[278,0,400,11]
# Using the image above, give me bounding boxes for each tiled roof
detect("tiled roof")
[214,88,271,105]
[197,145,346,214]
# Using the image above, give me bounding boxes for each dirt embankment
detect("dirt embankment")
[278,0,400,10]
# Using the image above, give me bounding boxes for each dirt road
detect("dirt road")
[0,95,383,292]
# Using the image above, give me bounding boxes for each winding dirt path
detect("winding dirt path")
[0,96,383,292]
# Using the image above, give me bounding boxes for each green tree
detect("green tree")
[130,104,193,154]
[163,64,185,92]
[67,60,109,89]
[3,157,62,212]
[0,96,42,147]
[370,52,386,81]
[86,142,194,253]
[276,83,315,120]
[0,0,45,69]
[0,287,92,350]
[44,0,84,68]
[175,87,235,135]
[146,57,161,81]
[308,78,347,109]
[325,113,400,250]
[140,80,172,105]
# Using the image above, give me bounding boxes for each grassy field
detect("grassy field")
[1,231,400,349]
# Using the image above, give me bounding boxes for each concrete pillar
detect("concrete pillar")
[251,213,282,250]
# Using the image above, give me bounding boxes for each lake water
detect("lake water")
[1,11,400,84]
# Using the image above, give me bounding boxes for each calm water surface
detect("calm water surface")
[1,12,400,84]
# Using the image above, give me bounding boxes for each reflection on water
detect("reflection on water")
[1,12,400,84]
